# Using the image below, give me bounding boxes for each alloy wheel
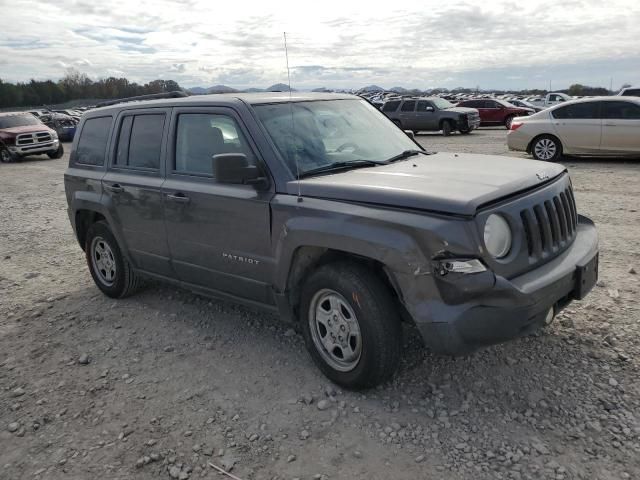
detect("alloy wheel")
[90,236,117,286]
[534,138,557,161]
[308,289,362,372]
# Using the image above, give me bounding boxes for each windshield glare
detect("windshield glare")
[0,114,41,129]
[255,99,419,176]
[432,98,454,109]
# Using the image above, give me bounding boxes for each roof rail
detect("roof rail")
[96,91,188,108]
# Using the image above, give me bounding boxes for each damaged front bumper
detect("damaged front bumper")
[396,216,599,355]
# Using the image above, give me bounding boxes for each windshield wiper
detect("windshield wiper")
[385,149,430,163]
[298,160,384,179]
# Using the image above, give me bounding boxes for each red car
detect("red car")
[455,99,534,129]
[0,112,63,162]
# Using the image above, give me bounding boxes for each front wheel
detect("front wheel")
[300,262,402,389]
[1,147,15,163]
[47,144,64,159]
[531,135,562,162]
[85,221,141,298]
[441,120,453,136]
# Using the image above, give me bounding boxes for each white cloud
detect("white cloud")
[0,0,639,90]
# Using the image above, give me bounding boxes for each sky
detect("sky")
[1,0,639,91]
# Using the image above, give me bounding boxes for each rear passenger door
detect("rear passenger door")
[102,108,173,276]
[551,102,602,154]
[398,100,417,129]
[600,101,640,154]
[162,107,275,304]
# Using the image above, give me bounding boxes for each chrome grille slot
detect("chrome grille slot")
[15,131,52,146]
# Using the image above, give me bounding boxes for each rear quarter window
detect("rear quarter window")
[75,116,113,166]
[382,101,400,112]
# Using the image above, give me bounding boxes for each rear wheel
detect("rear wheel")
[504,115,515,130]
[299,262,402,390]
[441,120,453,136]
[531,135,562,162]
[47,144,64,159]
[85,221,141,298]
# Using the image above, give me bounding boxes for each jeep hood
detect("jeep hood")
[288,153,565,216]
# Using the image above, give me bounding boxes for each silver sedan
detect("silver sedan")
[507,97,640,161]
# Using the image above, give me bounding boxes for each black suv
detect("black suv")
[65,92,598,389]
[381,97,480,135]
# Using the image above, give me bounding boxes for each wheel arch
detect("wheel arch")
[282,246,409,324]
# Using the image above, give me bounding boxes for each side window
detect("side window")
[115,114,165,170]
[382,101,400,112]
[485,101,499,108]
[75,116,112,166]
[400,101,416,112]
[416,101,433,112]
[174,114,256,176]
[552,102,600,119]
[602,101,640,119]
[621,88,640,96]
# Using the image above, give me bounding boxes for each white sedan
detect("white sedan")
[507,97,640,161]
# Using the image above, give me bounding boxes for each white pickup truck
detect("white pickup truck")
[525,92,572,109]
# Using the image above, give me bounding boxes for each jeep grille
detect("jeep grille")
[520,185,578,260]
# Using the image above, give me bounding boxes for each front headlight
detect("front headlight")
[484,214,512,258]
[51,130,58,140]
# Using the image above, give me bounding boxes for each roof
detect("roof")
[91,92,358,115]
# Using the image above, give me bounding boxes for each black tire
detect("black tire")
[530,135,562,162]
[299,261,402,390]
[459,128,471,135]
[85,221,141,298]
[504,115,515,130]
[1,147,15,163]
[47,144,64,159]
[441,120,453,136]
[412,130,420,136]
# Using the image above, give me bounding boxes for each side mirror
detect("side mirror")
[404,130,415,139]
[213,153,267,188]
[426,106,435,112]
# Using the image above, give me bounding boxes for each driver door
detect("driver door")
[415,101,438,130]
[161,107,276,305]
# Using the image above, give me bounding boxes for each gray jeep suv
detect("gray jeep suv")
[65,92,599,389]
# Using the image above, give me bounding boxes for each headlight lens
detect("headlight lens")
[51,130,58,140]
[484,214,512,258]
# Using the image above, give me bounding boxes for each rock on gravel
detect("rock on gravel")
[78,354,90,365]
[7,422,19,433]
[317,399,330,410]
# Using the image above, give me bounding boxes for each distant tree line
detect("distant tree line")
[0,69,183,109]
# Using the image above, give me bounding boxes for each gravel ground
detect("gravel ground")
[1,130,639,480]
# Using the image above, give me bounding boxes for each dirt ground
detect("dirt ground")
[1,130,639,480]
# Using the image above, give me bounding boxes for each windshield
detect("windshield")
[0,114,41,129]
[254,99,419,177]
[432,98,454,109]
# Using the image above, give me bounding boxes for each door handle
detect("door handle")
[166,193,190,203]
[104,183,123,193]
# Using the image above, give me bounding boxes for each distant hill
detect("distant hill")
[188,87,209,94]
[266,83,295,92]
[359,85,384,92]
[208,85,238,94]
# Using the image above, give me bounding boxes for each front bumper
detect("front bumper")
[410,216,598,355]
[9,140,59,156]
